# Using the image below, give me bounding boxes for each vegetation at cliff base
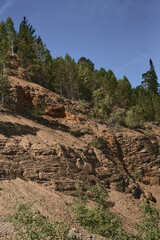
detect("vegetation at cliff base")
[0,16,159,127]
[5,202,70,240]
[137,199,160,240]
[72,184,160,240]
[72,183,134,239]
[3,185,160,240]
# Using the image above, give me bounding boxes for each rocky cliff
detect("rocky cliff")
[0,76,159,202]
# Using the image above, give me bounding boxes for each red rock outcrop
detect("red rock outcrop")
[5,76,66,118]
[0,76,159,201]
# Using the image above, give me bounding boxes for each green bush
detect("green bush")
[125,105,146,129]
[72,184,160,239]
[137,199,160,240]
[72,183,133,239]
[108,108,126,126]
[90,139,101,149]
[4,189,160,239]
[92,92,113,119]
[155,113,160,123]
[6,202,69,240]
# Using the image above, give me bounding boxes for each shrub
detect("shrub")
[90,139,101,149]
[137,199,160,240]
[92,93,113,119]
[125,105,146,129]
[72,183,133,239]
[5,202,69,240]
[108,108,126,126]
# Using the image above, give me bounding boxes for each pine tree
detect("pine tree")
[103,69,117,98]
[0,21,10,64]
[77,57,95,101]
[92,68,117,117]
[115,76,132,108]
[142,59,159,95]
[65,53,78,100]
[43,48,54,89]
[52,56,66,96]
[5,17,17,55]
[78,57,94,71]
[0,63,10,111]
[17,17,36,67]
[26,35,48,85]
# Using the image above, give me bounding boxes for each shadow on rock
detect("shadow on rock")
[0,122,39,137]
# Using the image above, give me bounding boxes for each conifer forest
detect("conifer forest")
[0,17,159,128]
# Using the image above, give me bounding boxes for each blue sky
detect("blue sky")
[0,0,160,87]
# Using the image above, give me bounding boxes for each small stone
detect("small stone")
[68,228,79,239]
[88,234,93,239]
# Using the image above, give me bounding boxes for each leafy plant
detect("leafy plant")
[6,202,70,240]
[125,105,146,129]
[92,92,113,119]
[108,108,126,126]
[72,183,133,239]
[137,199,160,240]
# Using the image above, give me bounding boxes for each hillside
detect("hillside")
[0,75,159,239]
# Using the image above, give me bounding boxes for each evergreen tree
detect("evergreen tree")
[17,17,36,67]
[43,48,54,89]
[131,85,144,106]
[52,56,66,96]
[78,57,94,71]
[64,53,78,100]
[77,58,95,101]
[26,35,52,86]
[103,69,117,99]
[0,63,10,111]
[115,76,132,108]
[5,17,17,55]
[35,36,45,61]
[52,54,78,99]
[142,59,159,95]
[133,87,159,122]
[92,69,117,118]
[0,21,10,64]
[126,105,146,129]
[151,92,160,122]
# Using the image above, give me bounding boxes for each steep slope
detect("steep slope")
[0,75,159,199]
[0,75,159,238]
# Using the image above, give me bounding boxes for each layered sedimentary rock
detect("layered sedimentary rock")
[0,76,159,201]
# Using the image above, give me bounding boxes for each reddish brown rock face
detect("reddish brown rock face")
[5,76,66,118]
[0,76,159,202]
[45,105,65,118]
